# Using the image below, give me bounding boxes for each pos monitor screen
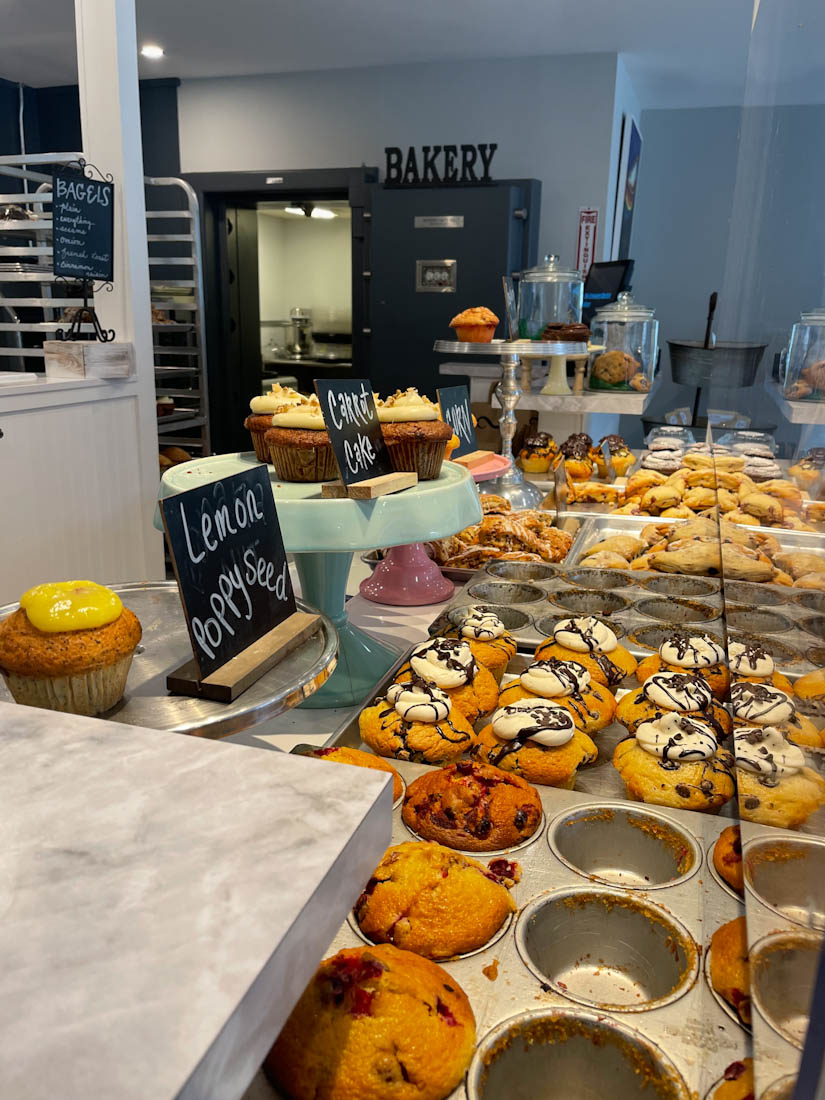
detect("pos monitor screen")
[582,260,634,325]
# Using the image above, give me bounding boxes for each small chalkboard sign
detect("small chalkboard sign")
[437,385,476,457]
[52,167,114,282]
[314,378,394,485]
[161,467,318,700]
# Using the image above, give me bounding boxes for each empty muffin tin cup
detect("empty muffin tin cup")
[486,560,557,582]
[725,604,794,634]
[744,835,825,932]
[802,613,825,640]
[751,930,821,1048]
[466,1007,691,1100]
[446,603,531,632]
[797,590,825,613]
[561,568,634,589]
[536,616,626,640]
[549,589,630,617]
[760,1075,797,1100]
[547,803,700,890]
[515,887,699,1012]
[628,623,722,652]
[641,575,720,598]
[729,632,802,666]
[726,581,788,607]
[636,597,721,624]
[467,580,546,605]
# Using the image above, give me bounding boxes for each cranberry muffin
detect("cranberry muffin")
[403,760,542,852]
[359,681,475,765]
[394,637,499,723]
[309,746,403,803]
[265,944,475,1100]
[635,633,730,700]
[355,841,516,958]
[710,916,751,1026]
[713,825,744,895]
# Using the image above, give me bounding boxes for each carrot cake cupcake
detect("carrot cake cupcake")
[394,638,499,723]
[243,382,303,461]
[635,632,729,700]
[376,388,453,480]
[355,841,516,958]
[535,616,637,687]
[359,680,475,765]
[264,944,475,1100]
[613,713,735,813]
[0,581,141,716]
[498,656,616,734]
[472,699,597,788]
[264,393,337,482]
[729,681,823,748]
[734,725,825,829]
[442,610,517,682]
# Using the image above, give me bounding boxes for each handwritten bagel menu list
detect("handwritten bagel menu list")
[160,467,295,677]
[52,167,114,282]
[314,378,394,484]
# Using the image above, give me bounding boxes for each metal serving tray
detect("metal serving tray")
[254,768,748,1100]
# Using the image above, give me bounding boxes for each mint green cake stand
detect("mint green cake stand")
[157,455,482,708]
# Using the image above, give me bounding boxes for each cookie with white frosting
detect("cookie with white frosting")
[394,638,499,723]
[729,681,823,748]
[497,656,616,734]
[534,615,638,687]
[442,610,517,682]
[734,724,825,829]
[359,678,477,765]
[473,698,598,788]
[616,670,732,739]
[636,632,730,700]
[727,640,794,694]
[613,712,735,813]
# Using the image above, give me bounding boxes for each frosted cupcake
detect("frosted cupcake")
[376,388,453,480]
[727,640,793,693]
[264,393,338,482]
[616,670,732,740]
[243,382,303,461]
[0,581,142,716]
[393,637,499,723]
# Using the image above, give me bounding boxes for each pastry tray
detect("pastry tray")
[257,763,748,1100]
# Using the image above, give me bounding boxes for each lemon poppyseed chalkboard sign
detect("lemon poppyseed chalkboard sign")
[161,467,319,699]
[52,166,114,283]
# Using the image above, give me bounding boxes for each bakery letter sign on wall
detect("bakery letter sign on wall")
[385,144,497,187]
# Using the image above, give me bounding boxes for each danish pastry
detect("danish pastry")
[534,616,637,687]
[498,656,616,733]
[473,699,597,787]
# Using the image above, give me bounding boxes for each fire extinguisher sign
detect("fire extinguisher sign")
[576,208,599,277]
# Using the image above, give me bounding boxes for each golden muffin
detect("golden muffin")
[735,725,825,829]
[616,672,733,740]
[472,699,597,788]
[265,944,475,1100]
[793,668,825,700]
[517,431,556,473]
[712,1059,754,1100]
[713,825,744,895]
[613,714,735,813]
[394,637,499,722]
[635,632,729,700]
[497,656,615,734]
[710,916,751,1026]
[355,841,516,958]
[0,581,142,716]
[310,746,403,803]
[442,610,517,682]
[729,681,824,748]
[727,640,794,694]
[534,616,637,688]
[449,305,499,343]
[402,760,542,852]
[359,681,475,765]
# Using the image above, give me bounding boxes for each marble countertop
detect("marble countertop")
[0,702,392,1100]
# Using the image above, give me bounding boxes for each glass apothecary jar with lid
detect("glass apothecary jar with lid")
[588,292,658,392]
[782,308,825,401]
[517,254,584,338]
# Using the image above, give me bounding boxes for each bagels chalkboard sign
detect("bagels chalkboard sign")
[52,166,114,282]
[160,467,318,699]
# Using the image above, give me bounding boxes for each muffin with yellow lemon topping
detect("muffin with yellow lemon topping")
[0,581,142,715]
[264,944,475,1100]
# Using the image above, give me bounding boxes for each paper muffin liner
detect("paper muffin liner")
[268,440,338,482]
[247,426,272,463]
[453,324,495,343]
[2,652,135,716]
[385,439,446,481]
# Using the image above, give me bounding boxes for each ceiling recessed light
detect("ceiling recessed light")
[284,206,305,216]
[311,207,336,219]
[140,44,165,60]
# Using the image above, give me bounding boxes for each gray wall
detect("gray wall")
[178,53,626,268]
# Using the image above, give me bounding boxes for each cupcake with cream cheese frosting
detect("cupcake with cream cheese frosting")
[472,698,597,787]
[358,679,475,765]
[376,388,452,480]
[613,712,735,813]
[442,610,517,682]
[0,581,141,716]
[729,681,823,748]
[244,383,303,461]
[727,640,793,694]
[735,725,825,828]
[393,637,499,723]
[264,393,338,482]
[636,632,730,700]
[497,656,616,734]
[616,670,732,739]
[534,615,637,687]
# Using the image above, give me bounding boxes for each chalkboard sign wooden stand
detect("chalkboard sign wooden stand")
[321,471,418,499]
[452,449,494,470]
[436,384,493,470]
[166,610,322,702]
